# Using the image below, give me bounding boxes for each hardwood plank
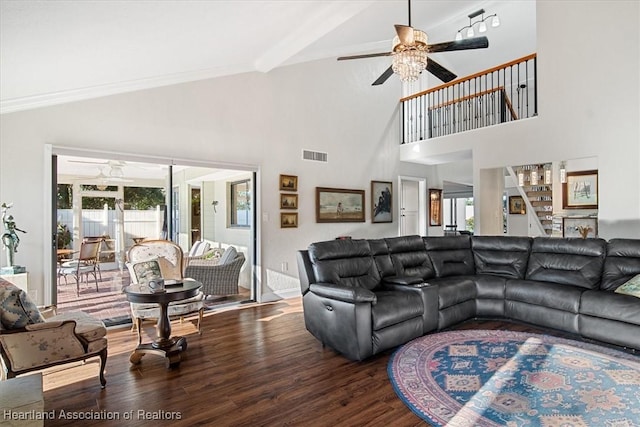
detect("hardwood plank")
[34,298,629,426]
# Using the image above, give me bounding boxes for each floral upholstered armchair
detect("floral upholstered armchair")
[0,278,107,387]
[126,240,205,343]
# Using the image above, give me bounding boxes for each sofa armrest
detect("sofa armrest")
[309,283,377,304]
[0,322,86,372]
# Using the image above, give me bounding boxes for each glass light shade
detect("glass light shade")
[466,27,474,38]
[391,30,428,83]
[455,31,462,41]
[478,21,487,33]
[491,15,500,27]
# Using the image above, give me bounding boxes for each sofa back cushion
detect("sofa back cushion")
[424,235,475,277]
[385,235,435,280]
[601,238,640,290]
[308,239,380,291]
[526,237,606,289]
[472,236,532,279]
[368,238,394,277]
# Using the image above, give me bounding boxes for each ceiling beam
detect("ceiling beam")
[254,1,374,73]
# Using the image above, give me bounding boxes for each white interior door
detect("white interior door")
[400,180,419,236]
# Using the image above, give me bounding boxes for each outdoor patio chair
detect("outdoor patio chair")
[58,239,101,296]
[126,240,204,344]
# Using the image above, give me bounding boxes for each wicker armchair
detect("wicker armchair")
[184,252,245,297]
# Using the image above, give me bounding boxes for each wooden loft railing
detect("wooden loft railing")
[400,53,537,144]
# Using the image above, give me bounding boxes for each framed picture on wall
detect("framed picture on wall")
[371,181,392,223]
[429,189,443,226]
[279,174,298,192]
[509,196,526,214]
[563,170,598,209]
[280,193,298,209]
[316,187,365,223]
[280,212,298,228]
[563,217,597,238]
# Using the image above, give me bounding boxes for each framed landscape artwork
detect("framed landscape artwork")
[280,193,298,209]
[371,181,392,223]
[509,196,526,214]
[280,212,298,228]
[563,170,598,209]
[279,174,298,192]
[316,187,365,223]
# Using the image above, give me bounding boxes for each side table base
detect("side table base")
[129,336,187,369]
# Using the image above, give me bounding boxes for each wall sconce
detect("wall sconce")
[456,9,500,41]
[211,200,219,213]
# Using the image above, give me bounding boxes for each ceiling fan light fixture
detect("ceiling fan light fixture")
[391,29,428,83]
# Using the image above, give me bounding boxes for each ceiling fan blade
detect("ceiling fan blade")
[372,66,394,86]
[395,24,415,46]
[428,36,489,53]
[337,52,392,61]
[427,58,457,83]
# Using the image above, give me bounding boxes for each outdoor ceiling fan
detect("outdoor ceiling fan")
[337,0,489,85]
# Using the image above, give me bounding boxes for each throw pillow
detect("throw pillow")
[188,241,202,257]
[615,274,640,298]
[218,246,237,265]
[0,280,45,329]
[130,259,162,285]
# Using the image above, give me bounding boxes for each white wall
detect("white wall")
[401,1,640,238]
[0,53,429,304]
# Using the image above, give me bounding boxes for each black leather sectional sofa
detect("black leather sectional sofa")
[296,235,640,361]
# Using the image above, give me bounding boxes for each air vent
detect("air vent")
[302,149,328,163]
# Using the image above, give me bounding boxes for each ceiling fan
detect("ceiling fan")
[337,0,489,85]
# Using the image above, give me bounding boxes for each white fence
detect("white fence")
[57,208,163,250]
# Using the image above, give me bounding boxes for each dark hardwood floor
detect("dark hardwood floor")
[36,298,629,426]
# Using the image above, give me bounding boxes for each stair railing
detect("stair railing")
[401,53,537,144]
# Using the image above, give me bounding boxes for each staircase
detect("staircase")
[507,163,553,236]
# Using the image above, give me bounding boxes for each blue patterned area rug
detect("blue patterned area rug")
[388,330,640,427]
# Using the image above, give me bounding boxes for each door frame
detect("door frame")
[397,176,427,236]
[44,144,261,305]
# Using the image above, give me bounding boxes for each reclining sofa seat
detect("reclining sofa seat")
[422,236,478,329]
[297,239,424,361]
[580,238,640,349]
[376,236,439,333]
[505,237,607,334]
[471,235,533,318]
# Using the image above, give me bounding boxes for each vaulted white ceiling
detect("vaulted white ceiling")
[0,0,536,114]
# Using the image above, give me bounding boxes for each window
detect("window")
[230,179,251,227]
